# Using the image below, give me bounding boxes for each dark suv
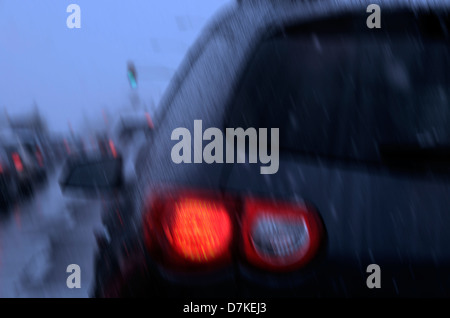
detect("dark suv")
[60,0,450,297]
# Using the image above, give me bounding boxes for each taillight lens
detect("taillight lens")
[12,152,23,173]
[163,198,232,262]
[63,139,71,155]
[145,112,154,129]
[109,139,117,158]
[242,198,323,272]
[143,189,324,272]
[144,190,235,269]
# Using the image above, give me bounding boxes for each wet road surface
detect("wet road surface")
[0,168,102,297]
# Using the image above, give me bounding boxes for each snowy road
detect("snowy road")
[0,168,102,298]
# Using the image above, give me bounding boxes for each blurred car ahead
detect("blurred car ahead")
[92,112,154,181]
[86,113,154,230]
[0,146,19,208]
[60,0,450,297]
[96,133,117,159]
[109,112,154,179]
[0,130,39,195]
[15,130,48,181]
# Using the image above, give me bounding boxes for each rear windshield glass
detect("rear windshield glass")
[228,12,450,163]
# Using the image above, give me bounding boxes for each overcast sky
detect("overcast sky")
[0,0,230,133]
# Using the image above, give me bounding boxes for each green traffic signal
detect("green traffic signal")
[127,62,137,89]
[128,70,137,89]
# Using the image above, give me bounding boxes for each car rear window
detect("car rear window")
[227,11,450,163]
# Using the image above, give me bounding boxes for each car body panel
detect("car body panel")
[88,0,450,297]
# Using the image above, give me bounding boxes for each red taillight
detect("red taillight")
[63,139,71,155]
[163,198,232,262]
[145,112,154,129]
[143,189,324,272]
[242,198,323,272]
[144,190,235,269]
[12,152,23,173]
[109,139,117,158]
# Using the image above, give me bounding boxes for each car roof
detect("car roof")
[150,0,450,151]
[238,0,449,12]
[137,0,450,197]
[157,0,450,124]
[234,0,450,39]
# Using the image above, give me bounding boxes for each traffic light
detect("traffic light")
[127,62,137,89]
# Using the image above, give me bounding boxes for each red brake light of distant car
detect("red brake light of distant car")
[12,152,23,173]
[145,112,154,129]
[63,138,71,155]
[108,139,117,158]
[241,198,323,272]
[144,191,235,268]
